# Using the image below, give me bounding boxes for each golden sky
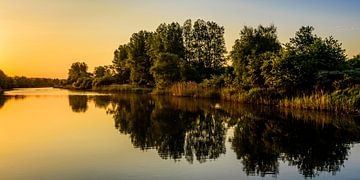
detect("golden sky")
[1,0,359,78]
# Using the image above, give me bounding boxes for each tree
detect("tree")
[149,22,185,59]
[113,44,131,83]
[182,19,227,81]
[127,30,154,86]
[347,53,360,68]
[271,26,346,92]
[0,70,9,90]
[150,53,182,88]
[67,62,91,84]
[94,65,113,78]
[230,25,281,87]
[92,65,115,87]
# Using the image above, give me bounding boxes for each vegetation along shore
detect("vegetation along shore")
[1,19,360,113]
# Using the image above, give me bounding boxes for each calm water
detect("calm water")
[1,88,360,180]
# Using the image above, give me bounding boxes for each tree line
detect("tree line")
[67,19,360,96]
[0,69,59,91]
[67,19,228,89]
[58,19,360,112]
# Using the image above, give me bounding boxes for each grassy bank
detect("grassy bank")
[220,87,360,114]
[93,84,152,93]
[279,88,360,113]
[60,82,360,114]
[59,84,152,94]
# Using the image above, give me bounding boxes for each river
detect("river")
[0,88,360,180]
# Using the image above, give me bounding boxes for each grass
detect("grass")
[279,88,360,113]
[168,81,219,98]
[94,84,153,93]
[61,81,360,114]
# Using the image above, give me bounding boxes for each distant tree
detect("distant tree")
[0,70,9,90]
[68,62,91,84]
[347,53,360,68]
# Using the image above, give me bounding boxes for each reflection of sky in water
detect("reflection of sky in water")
[4,87,106,96]
[0,88,359,180]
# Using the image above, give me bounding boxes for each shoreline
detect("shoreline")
[56,84,360,114]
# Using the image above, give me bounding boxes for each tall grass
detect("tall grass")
[279,91,331,111]
[94,84,152,93]
[220,87,281,105]
[169,81,219,98]
[279,88,360,113]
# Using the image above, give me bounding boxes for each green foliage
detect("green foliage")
[150,53,182,88]
[113,44,131,83]
[127,30,154,86]
[183,19,227,80]
[92,75,115,88]
[62,22,360,113]
[230,25,281,87]
[92,65,116,88]
[73,77,93,90]
[94,65,114,78]
[68,62,91,84]
[149,22,185,59]
[269,26,346,92]
[347,54,360,68]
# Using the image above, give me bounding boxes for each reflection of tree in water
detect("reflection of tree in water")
[68,95,88,113]
[0,96,7,109]
[230,107,360,178]
[0,95,26,109]
[110,95,156,150]
[184,111,227,163]
[101,95,228,163]
[93,95,360,178]
[93,95,111,109]
[231,117,280,177]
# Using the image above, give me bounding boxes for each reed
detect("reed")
[279,88,360,113]
[169,81,219,98]
[279,91,332,111]
[94,84,152,93]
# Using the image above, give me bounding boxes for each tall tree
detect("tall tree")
[113,44,131,83]
[150,53,182,88]
[183,19,227,80]
[127,30,154,86]
[271,26,346,92]
[149,22,185,61]
[230,25,281,87]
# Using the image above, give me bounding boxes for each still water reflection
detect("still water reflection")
[1,88,360,180]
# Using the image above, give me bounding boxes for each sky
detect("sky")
[0,0,360,78]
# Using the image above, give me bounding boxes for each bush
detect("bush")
[73,77,93,90]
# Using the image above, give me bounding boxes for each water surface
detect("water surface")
[1,88,360,180]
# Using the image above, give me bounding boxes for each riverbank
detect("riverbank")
[60,82,360,114]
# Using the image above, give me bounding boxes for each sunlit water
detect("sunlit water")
[0,88,360,180]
